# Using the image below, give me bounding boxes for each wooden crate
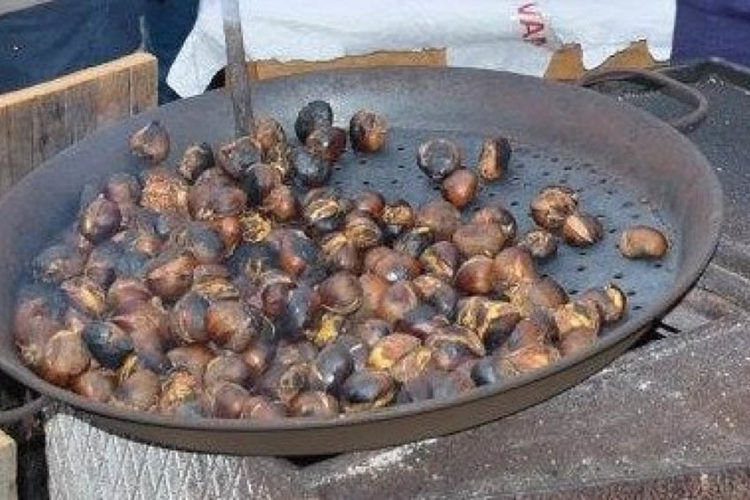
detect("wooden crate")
[0,52,157,195]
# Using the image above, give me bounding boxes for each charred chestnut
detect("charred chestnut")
[188,168,247,219]
[442,169,479,208]
[398,304,447,339]
[238,210,272,243]
[206,301,267,352]
[341,369,395,412]
[203,352,252,388]
[82,321,133,369]
[129,120,170,165]
[455,255,495,295]
[368,333,420,370]
[295,100,333,143]
[419,241,460,281]
[477,136,511,181]
[393,226,433,258]
[562,212,603,247]
[293,148,332,188]
[61,276,106,318]
[308,312,346,347]
[167,344,215,380]
[381,199,415,240]
[365,247,421,283]
[106,173,142,205]
[619,225,669,259]
[208,381,250,419]
[391,346,434,384]
[250,116,286,157]
[492,247,538,288]
[241,395,286,420]
[412,274,458,318]
[417,138,461,180]
[141,167,191,215]
[278,230,321,279]
[530,185,578,230]
[306,125,347,164]
[425,326,485,371]
[40,329,91,386]
[310,342,353,393]
[357,273,388,318]
[178,222,225,264]
[33,244,85,284]
[518,229,557,262]
[349,110,387,153]
[113,367,160,410]
[453,222,507,258]
[377,281,420,323]
[242,163,282,206]
[354,318,392,348]
[159,369,201,414]
[471,356,502,386]
[579,283,627,324]
[344,211,383,250]
[415,200,460,241]
[169,292,209,344]
[320,232,360,273]
[262,185,298,222]
[178,142,214,182]
[553,301,601,337]
[146,251,196,300]
[80,195,122,244]
[217,136,262,179]
[472,204,517,243]
[456,296,520,346]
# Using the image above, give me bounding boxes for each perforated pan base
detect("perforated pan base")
[0,67,720,455]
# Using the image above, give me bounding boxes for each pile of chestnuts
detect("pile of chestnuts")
[13,100,669,420]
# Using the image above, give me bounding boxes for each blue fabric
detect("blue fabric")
[673,0,750,66]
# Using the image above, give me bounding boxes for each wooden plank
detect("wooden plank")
[32,92,71,166]
[130,56,158,115]
[251,49,446,80]
[94,67,131,129]
[6,103,34,184]
[0,107,11,194]
[64,79,98,143]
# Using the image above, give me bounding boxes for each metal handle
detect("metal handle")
[577,68,709,132]
[222,0,255,137]
[0,394,47,426]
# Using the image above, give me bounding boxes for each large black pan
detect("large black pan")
[0,67,721,455]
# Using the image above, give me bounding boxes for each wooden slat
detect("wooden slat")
[32,92,71,165]
[130,56,158,115]
[6,103,34,184]
[64,79,98,143]
[94,67,131,129]
[0,107,11,194]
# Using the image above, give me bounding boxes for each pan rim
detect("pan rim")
[0,66,723,437]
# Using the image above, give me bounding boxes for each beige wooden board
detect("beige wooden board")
[6,102,33,185]
[95,67,131,129]
[130,57,158,115]
[0,107,11,194]
[32,92,72,166]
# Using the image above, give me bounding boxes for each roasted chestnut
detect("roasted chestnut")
[169,292,210,344]
[417,138,461,181]
[82,321,133,369]
[344,211,383,250]
[393,226,433,258]
[425,325,485,371]
[241,335,277,379]
[178,222,225,264]
[206,300,267,352]
[293,148,332,187]
[350,110,387,153]
[289,391,339,418]
[353,318,393,348]
[107,277,151,312]
[390,346,434,384]
[39,329,91,386]
[562,212,603,247]
[129,120,170,165]
[250,116,286,157]
[192,265,240,301]
[238,210,272,243]
[80,195,122,244]
[295,100,333,143]
[398,304,447,340]
[412,274,458,318]
[368,333,420,370]
[517,229,557,262]
[492,247,538,288]
[146,250,196,300]
[381,199,415,239]
[203,352,252,388]
[106,173,142,206]
[141,167,191,215]
[113,367,161,410]
[207,381,250,419]
[619,225,669,259]
[320,232,360,273]
[302,188,347,235]
[167,344,215,380]
[415,200,460,241]
[365,247,421,283]
[278,230,321,279]
[377,281,420,323]
[273,284,320,339]
[530,185,578,230]
[72,369,116,402]
[357,273,388,318]
[428,369,475,400]
[241,395,286,420]
[318,271,363,315]
[505,316,558,351]
[553,301,601,337]
[472,204,517,243]
[217,136,262,179]
[354,190,385,218]
[306,125,347,164]
[309,342,354,393]
[579,283,627,324]
[341,369,395,412]
[558,328,597,356]
[61,276,106,318]
[455,255,495,295]
[442,169,479,208]
[470,356,502,386]
[308,312,346,347]
[188,168,247,219]
[262,185,298,222]
[177,142,214,182]
[33,243,85,284]
[477,136,511,181]
[419,241,460,281]
[452,222,507,258]
[509,277,569,317]
[159,369,201,414]
[497,344,560,376]
[456,296,520,347]
[241,163,282,206]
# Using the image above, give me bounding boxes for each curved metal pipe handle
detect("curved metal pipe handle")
[0,394,47,426]
[577,68,709,132]
[222,0,254,137]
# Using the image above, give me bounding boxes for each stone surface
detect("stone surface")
[0,431,17,500]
